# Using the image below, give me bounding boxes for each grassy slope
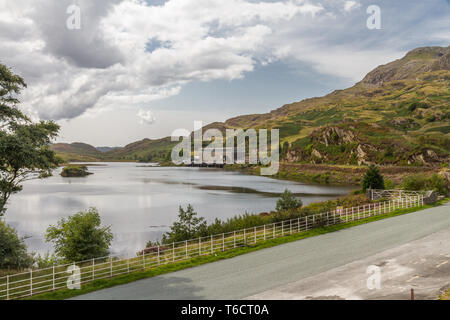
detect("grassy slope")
[26,199,448,300]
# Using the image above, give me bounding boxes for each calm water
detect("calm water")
[5,162,354,256]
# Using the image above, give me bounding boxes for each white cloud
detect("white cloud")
[0,0,324,121]
[137,109,156,125]
[344,1,360,12]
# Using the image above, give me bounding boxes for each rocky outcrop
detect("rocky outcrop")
[360,46,450,87]
[407,149,441,165]
[313,126,357,146]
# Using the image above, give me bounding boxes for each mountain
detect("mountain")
[52,46,449,167]
[50,142,102,162]
[215,46,450,166]
[52,138,177,163]
[96,147,118,153]
[102,137,178,162]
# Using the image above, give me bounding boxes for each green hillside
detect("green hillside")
[221,46,450,166]
[52,46,449,167]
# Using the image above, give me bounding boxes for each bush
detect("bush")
[0,221,33,270]
[33,252,61,269]
[60,165,92,177]
[362,165,385,192]
[45,208,113,262]
[384,179,396,190]
[402,173,448,195]
[276,189,303,212]
[162,205,207,243]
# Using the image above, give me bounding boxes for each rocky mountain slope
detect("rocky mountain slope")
[52,46,450,166]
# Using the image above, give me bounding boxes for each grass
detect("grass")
[24,199,448,301]
[440,289,450,300]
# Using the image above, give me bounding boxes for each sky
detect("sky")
[0,0,449,147]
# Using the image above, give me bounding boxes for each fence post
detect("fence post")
[173,243,175,262]
[282,221,284,237]
[298,218,301,232]
[222,233,225,251]
[6,275,9,300]
[30,269,33,296]
[158,246,161,265]
[143,251,146,270]
[210,235,213,254]
[273,223,275,238]
[233,232,236,248]
[263,225,266,241]
[254,227,257,243]
[199,238,201,256]
[186,240,188,259]
[127,258,130,273]
[52,265,56,290]
[244,229,246,244]
[110,257,113,277]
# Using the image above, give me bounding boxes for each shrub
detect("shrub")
[402,173,448,195]
[362,165,385,192]
[0,221,33,270]
[276,189,303,212]
[33,252,61,269]
[45,208,113,262]
[162,205,207,243]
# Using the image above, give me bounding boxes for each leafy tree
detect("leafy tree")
[162,204,207,243]
[45,208,113,262]
[0,63,60,216]
[0,220,33,269]
[276,189,303,212]
[362,164,385,192]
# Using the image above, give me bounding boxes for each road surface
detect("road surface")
[72,202,450,300]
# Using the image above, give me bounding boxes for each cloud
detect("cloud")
[344,1,360,12]
[0,0,447,122]
[0,0,324,121]
[137,109,156,125]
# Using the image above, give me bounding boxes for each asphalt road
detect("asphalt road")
[72,202,450,300]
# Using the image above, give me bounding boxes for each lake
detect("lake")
[4,162,354,256]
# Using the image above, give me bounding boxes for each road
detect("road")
[72,202,450,300]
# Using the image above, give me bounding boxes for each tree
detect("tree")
[163,204,207,243]
[0,63,60,216]
[362,164,385,192]
[276,189,303,212]
[45,208,113,262]
[0,220,33,270]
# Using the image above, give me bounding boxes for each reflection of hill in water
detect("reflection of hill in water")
[196,185,343,197]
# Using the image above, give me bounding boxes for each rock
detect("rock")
[312,149,323,159]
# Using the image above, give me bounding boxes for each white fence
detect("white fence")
[0,195,424,300]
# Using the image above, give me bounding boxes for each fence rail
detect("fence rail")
[0,194,424,300]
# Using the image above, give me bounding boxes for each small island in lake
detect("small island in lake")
[60,165,93,177]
